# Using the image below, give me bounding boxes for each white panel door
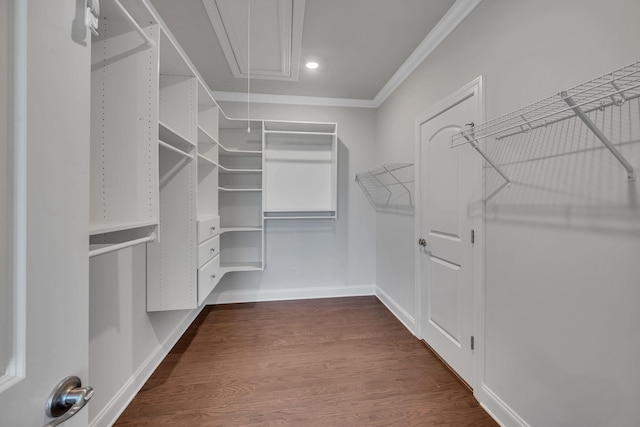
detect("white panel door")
[418,89,479,386]
[0,1,91,426]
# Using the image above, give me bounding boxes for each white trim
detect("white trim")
[207,284,375,304]
[414,76,484,390]
[375,287,417,336]
[203,0,305,81]
[210,0,481,109]
[372,0,482,107]
[212,90,377,108]
[89,306,205,427]
[477,384,531,427]
[0,0,27,393]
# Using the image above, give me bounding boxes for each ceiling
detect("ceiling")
[149,0,475,105]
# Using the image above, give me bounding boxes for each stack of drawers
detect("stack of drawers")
[196,216,221,305]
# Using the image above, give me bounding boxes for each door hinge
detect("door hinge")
[470,336,475,350]
[471,229,475,245]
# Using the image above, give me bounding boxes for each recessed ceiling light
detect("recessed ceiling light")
[305,61,319,70]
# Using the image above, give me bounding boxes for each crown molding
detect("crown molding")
[212,91,378,108]
[372,0,482,107]
[213,0,481,109]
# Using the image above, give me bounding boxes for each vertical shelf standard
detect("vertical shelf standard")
[146,28,198,312]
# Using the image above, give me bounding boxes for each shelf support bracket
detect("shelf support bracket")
[463,131,512,188]
[562,91,636,181]
[383,165,413,207]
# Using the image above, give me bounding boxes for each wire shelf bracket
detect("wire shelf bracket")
[452,59,640,182]
[355,163,414,214]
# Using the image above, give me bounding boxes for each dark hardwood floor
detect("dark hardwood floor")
[115,296,497,426]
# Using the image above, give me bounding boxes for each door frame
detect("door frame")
[0,0,26,393]
[413,76,485,391]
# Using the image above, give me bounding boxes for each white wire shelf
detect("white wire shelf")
[355,163,414,214]
[452,60,640,182]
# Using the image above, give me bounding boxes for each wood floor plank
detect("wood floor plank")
[115,296,497,426]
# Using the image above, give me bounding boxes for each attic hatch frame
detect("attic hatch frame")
[452,60,640,183]
[355,163,414,215]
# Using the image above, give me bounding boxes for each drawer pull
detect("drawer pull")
[210,226,216,232]
[211,274,216,279]
[210,248,216,254]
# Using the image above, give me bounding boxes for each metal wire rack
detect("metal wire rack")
[452,60,640,183]
[355,163,414,214]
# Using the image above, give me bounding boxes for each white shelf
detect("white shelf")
[159,121,196,149]
[264,211,336,220]
[198,126,218,145]
[264,130,337,136]
[220,263,263,274]
[159,140,193,159]
[218,186,262,192]
[218,164,261,174]
[197,153,217,167]
[263,120,336,134]
[89,220,158,236]
[220,227,262,234]
[452,60,640,182]
[218,142,262,156]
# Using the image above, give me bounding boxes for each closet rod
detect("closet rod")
[89,233,155,258]
[159,140,193,159]
[111,0,154,48]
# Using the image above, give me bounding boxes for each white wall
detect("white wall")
[376,0,640,425]
[209,102,377,303]
[89,247,202,425]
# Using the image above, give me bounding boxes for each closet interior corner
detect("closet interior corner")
[88,0,338,312]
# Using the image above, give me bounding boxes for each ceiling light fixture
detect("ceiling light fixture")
[305,61,319,70]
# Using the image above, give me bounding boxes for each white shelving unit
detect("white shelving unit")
[217,116,264,273]
[263,120,338,219]
[88,1,342,310]
[146,27,199,311]
[89,9,159,241]
[196,81,219,222]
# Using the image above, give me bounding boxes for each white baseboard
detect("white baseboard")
[89,306,205,427]
[476,383,530,427]
[375,286,417,336]
[207,284,376,304]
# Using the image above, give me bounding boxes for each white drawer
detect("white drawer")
[197,235,219,268]
[198,254,220,306]
[197,216,220,243]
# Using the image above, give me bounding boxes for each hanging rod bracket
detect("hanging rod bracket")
[562,92,636,182]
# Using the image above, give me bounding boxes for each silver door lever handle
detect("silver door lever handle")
[44,376,94,427]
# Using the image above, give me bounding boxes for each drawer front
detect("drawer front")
[197,216,220,243]
[197,235,219,268]
[198,254,220,306]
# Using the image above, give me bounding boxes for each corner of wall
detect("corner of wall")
[89,306,204,427]
[375,286,417,336]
